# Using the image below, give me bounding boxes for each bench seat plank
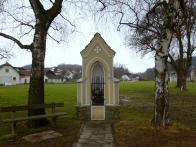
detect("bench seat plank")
[1,112,67,123]
[0,103,64,112]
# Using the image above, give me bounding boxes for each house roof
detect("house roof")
[45,70,64,79]
[0,62,13,69]
[19,69,31,76]
[80,32,116,57]
[0,62,31,76]
[0,62,20,74]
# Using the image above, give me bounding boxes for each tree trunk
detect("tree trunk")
[153,30,172,127]
[177,72,187,90]
[176,29,187,91]
[177,70,182,88]
[27,0,63,128]
[28,21,48,127]
[181,71,187,90]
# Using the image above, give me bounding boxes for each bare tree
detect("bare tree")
[95,0,184,127]
[132,0,196,91]
[0,0,75,127]
[170,0,196,90]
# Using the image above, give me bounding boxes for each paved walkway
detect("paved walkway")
[73,121,115,147]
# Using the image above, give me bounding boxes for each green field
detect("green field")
[0,81,196,146]
[0,84,77,118]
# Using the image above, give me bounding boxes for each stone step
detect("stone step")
[78,139,113,145]
[73,142,114,147]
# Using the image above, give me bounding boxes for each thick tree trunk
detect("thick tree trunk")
[153,30,172,127]
[27,0,63,128]
[28,22,48,127]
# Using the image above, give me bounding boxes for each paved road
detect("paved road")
[73,121,114,147]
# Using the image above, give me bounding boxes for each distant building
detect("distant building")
[190,66,196,82]
[0,62,31,85]
[45,70,66,83]
[19,69,31,84]
[130,75,140,81]
[169,72,177,83]
[169,67,196,83]
[121,74,130,81]
[65,70,74,80]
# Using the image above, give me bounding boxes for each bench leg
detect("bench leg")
[11,122,16,135]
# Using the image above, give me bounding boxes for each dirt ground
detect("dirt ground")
[0,120,81,147]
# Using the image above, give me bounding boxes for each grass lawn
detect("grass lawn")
[0,81,196,146]
[0,83,77,118]
[0,83,80,147]
[115,81,196,147]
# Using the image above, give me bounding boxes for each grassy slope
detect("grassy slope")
[115,81,196,147]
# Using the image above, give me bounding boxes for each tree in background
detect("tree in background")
[141,68,155,81]
[132,0,196,91]
[169,0,196,90]
[113,63,130,79]
[0,0,75,127]
[95,0,184,127]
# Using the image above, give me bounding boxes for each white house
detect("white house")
[169,72,177,83]
[0,62,31,85]
[121,74,130,81]
[19,69,31,84]
[169,67,196,83]
[0,62,20,85]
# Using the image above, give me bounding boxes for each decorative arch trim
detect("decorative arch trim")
[85,57,110,76]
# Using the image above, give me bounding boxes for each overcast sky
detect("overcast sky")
[0,2,154,73]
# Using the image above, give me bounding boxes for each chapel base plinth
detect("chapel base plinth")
[76,106,90,120]
[76,105,121,121]
[105,105,121,120]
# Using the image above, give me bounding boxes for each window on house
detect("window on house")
[13,77,16,80]
[5,69,9,72]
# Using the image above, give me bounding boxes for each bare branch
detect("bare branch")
[97,0,106,11]
[0,48,13,60]
[4,11,35,29]
[0,32,33,50]
[120,22,159,35]
[18,28,34,39]
[47,33,62,43]
[59,13,76,29]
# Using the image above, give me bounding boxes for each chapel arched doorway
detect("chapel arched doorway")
[91,62,105,106]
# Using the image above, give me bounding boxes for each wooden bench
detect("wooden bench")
[0,102,67,135]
